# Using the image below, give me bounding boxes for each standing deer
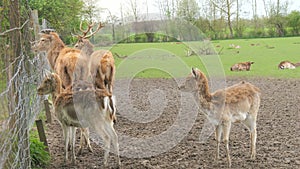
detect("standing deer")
[33,30,88,89]
[180,68,261,168]
[37,73,120,167]
[33,30,92,154]
[74,22,116,93]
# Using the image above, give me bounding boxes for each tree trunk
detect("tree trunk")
[226,0,233,38]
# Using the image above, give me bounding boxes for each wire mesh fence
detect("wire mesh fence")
[0,1,49,168]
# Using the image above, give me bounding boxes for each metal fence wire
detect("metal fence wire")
[0,2,49,168]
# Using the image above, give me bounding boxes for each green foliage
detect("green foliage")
[30,130,50,168]
[177,0,200,23]
[287,11,300,35]
[29,0,84,44]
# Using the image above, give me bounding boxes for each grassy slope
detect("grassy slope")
[88,37,300,78]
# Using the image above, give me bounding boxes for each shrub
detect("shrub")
[30,130,50,168]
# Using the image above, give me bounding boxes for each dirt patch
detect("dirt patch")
[45,77,300,169]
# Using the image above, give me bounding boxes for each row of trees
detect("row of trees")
[2,0,300,44]
[129,0,300,40]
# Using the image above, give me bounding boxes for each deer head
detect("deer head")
[74,22,104,49]
[37,73,57,95]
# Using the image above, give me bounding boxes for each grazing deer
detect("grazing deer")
[180,68,261,168]
[74,22,116,93]
[37,73,120,167]
[230,61,254,71]
[278,60,300,69]
[33,30,88,89]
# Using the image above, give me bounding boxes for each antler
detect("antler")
[75,21,104,39]
[84,22,105,39]
[78,21,94,38]
[40,29,56,34]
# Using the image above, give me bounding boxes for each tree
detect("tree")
[82,0,103,23]
[177,0,200,23]
[267,0,289,37]
[287,11,300,35]
[211,0,236,38]
[156,0,177,20]
[29,0,84,43]
[105,9,119,43]
[126,0,141,42]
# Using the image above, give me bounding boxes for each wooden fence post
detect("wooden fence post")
[35,119,49,152]
[44,99,52,124]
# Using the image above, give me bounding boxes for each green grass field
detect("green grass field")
[96,37,300,79]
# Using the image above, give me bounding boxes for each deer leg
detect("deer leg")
[70,127,77,164]
[250,124,257,160]
[62,124,70,163]
[108,66,115,93]
[223,122,232,168]
[215,125,222,160]
[107,125,121,167]
[243,115,257,160]
[77,128,84,155]
[94,125,111,167]
[83,128,93,152]
[103,134,111,167]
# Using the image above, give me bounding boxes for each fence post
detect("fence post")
[30,10,40,40]
[44,99,52,124]
[35,119,49,152]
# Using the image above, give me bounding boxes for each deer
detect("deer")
[33,30,89,89]
[180,68,261,168]
[230,61,254,71]
[37,73,120,167]
[278,60,300,69]
[73,22,116,93]
[33,30,93,154]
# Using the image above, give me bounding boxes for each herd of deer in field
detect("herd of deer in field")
[32,22,295,168]
[230,60,300,71]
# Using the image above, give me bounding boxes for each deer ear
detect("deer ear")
[191,67,198,78]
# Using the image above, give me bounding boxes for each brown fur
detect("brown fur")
[278,60,298,69]
[75,38,94,56]
[37,73,119,166]
[35,32,88,89]
[74,38,116,93]
[180,68,261,168]
[230,61,254,71]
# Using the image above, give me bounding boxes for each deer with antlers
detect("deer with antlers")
[33,29,95,155]
[74,22,116,93]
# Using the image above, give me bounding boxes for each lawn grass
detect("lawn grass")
[94,37,300,79]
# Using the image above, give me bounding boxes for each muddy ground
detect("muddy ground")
[45,77,300,169]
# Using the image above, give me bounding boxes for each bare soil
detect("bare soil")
[45,77,300,169]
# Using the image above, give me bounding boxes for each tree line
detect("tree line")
[1,0,300,44]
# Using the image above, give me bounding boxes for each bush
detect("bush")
[30,130,50,168]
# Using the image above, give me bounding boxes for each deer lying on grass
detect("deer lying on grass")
[180,68,261,168]
[278,60,300,69]
[33,30,88,89]
[230,61,254,71]
[74,22,116,93]
[37,73,120,167]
